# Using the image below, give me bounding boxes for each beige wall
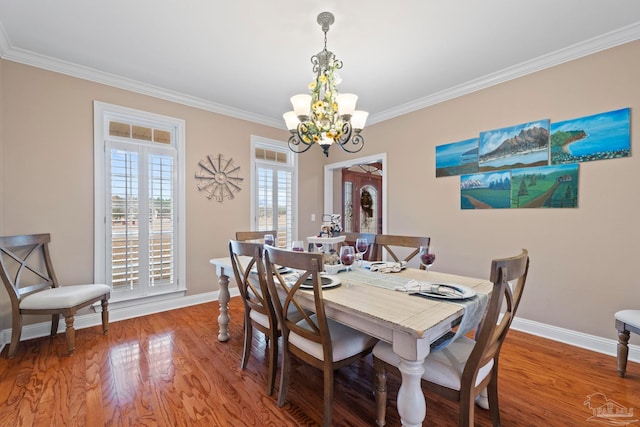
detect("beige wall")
[302,40,640,341]
[0,60,290,330]
[2,39,639,342]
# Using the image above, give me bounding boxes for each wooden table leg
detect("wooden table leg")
[397,358,426,427]
[217,272,230,342]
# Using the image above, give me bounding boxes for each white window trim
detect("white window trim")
[93,101,186,303]
[250,135,298,240]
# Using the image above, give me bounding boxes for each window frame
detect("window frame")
[250,135,298,249]
[94,101,186,303]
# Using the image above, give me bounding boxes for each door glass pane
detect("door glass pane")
[344,181,353,232]
[360,185,378,233]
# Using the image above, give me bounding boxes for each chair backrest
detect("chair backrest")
[263,246,332,360]
[0,233,58,308]
[341,232,379,261]
[374,234,430,268]
[235,230,277,242]
[462,249,530,387]
[228,240,276,328]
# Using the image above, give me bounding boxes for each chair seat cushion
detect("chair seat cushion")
[373,336,494,390]
[290,314,377,362]
[20,284,110,310]
[250,303,305,329]
[615,310,640,327]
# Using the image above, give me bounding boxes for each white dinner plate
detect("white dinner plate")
[415,283,476,300]
[299,275,342,290]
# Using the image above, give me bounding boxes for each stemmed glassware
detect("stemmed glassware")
[355,238,369,268]
[264,234,275,246]
[419,246,436,271]
[292,240,304,252]
[339,245,356,272]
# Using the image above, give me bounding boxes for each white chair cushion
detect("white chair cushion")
[20,284,110,310]
[290,314,377,362]
[373,336,494,390]
[615,310,640,327]
[250,303,305,329]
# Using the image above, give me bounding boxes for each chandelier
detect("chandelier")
[283,12,368,157]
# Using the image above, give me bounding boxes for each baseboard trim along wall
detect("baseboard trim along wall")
[1,290,638,365]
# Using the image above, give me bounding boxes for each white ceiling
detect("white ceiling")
[1,1,640,129]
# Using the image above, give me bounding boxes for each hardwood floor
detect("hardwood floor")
[0,297,638,426]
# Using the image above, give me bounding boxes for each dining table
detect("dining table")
[209,256,493,427]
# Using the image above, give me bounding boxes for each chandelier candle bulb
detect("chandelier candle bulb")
[284,11,367,157]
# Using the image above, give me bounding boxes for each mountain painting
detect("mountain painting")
[478,120,550,172]
[510,164,579,208]
[550,108,630,164]
[436,138,479,177]
[460,171,511,209]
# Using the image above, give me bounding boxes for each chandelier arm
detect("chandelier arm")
[287,133,314,154]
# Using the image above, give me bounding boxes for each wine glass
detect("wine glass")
[339,245,356,272]
[419,246,436,271]
[264,234,275,246]
[292,240,304,252]
[355,238,369,268]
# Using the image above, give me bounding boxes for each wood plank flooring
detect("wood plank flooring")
[0,297,638,426]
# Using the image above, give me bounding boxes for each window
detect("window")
[94,102,186,302]
[251,136,297,249]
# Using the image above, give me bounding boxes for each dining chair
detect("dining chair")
[372,249,529,427]
[374,234,430,269]
[341,232,380,261]
[0,233,111,358]
[235,230,277,242]
[229,239,280,395]
[263,246,378,427]
[615,309,640,377]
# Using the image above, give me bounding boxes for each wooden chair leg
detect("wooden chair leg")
[322,367,334,427]
[51,314,60,337]
[459,387,474,427]
[241,320,252,370]
[101,299,109,334]
[373,357,388,427]
[617,329,630,378]
[277,347,290,407]
[487,371,501,427]
[266,328,278,396]
[8,315,22,358]
[64,315,76,355]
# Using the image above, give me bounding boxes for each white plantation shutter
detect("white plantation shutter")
[148,153,174,287]
[95,102,185,304]
[253,137,296,249]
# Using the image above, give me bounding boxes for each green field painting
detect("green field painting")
[510,164,579,208]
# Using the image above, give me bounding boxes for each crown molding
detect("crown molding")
[1,20,639,128]
[369,21,640,125]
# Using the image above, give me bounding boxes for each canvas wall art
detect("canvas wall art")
[460,171,511,209]
[478,120,549,172]
[510,164,579,208]
[435,138,479,177]
[550,108,631,164]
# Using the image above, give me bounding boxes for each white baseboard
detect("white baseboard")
[511,317,640,363]
[2,293,637,366]
[0,287,241,352]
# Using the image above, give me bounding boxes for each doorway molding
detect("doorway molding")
[323,153,388,234]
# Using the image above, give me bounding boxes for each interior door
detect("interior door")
[342,164,383,234]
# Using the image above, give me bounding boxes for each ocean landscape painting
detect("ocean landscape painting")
[550,108,630,164]
[510,164,579,208]
[460,171,511,209]
[478,120,550,172]
[435,138,479,177]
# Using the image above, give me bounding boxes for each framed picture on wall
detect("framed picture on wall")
[550,108,631,165]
